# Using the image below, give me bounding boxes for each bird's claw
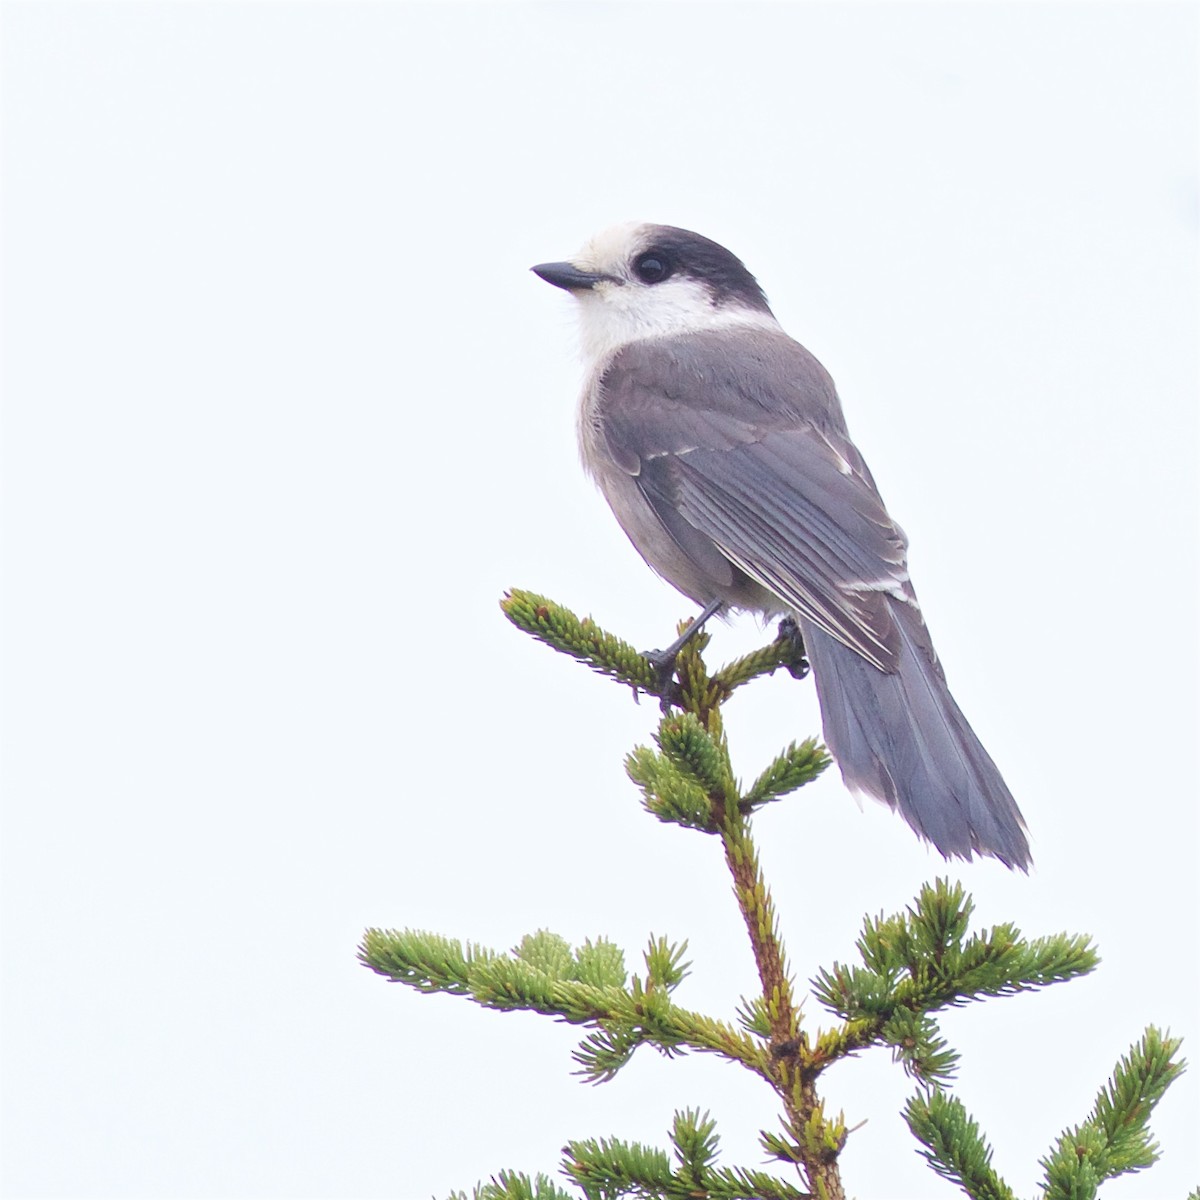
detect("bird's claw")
[777,617,810,680]
[643,648,684,710]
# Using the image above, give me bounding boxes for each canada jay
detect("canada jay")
[532,223,1030,869]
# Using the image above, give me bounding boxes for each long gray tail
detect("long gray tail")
[800,606,1030,869]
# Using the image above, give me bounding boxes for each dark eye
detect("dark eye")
[633,253,672,284]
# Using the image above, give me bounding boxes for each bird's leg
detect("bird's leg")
[645,597,724,699]
[776,616,810,680]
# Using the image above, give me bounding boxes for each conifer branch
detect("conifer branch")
[561,1110,813,1200]
[903,1089,1015,1200]
[448,1172,577,1200]
[357,929,498,994]
[809,879,1100,1083]
[628,608,845,1198]
[500,589,661,695]
[1039,1026,1186,1199]
[742,739,831,812]
[627,742,716,830]
[501,589,810,707]
[710,620,811,697]
[359,927,771,1081]
[363,592,1186,1200]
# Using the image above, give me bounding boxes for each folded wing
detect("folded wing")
[598,329,916,674]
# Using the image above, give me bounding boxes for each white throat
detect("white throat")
[572,277,778,365]
[573,280,779,364]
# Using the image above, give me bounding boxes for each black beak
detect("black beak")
[531,261,608,291]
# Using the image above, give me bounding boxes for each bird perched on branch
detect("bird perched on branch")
[532,222,1030,869]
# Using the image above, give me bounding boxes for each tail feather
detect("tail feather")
[801,604,1030,869]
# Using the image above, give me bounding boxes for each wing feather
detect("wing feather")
[598,330,913,673]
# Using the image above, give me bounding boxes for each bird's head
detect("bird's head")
[532,222,776,362]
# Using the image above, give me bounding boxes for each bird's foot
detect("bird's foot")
[777,617,810,680]
[639,599,724,710]
[643,647,684,710]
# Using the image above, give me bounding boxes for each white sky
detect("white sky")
[2,3,1196,1198]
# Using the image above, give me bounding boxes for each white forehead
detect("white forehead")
[568,220,662,270]
[570,221,650,275]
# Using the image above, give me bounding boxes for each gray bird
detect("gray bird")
[532,222,1030,869]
